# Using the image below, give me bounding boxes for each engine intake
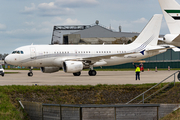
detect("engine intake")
[63,61,83,73]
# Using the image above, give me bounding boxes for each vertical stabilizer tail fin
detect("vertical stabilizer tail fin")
[132,14,162,46]
[158,0,180,34]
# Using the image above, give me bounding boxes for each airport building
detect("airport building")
[51,20,139,45]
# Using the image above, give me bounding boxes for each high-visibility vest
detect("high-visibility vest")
[135,67,140,72]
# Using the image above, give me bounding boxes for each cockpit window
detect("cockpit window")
[12,51,16,54]
[12,50,24,54]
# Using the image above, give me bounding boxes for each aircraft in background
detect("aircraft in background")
[159,0,180,47]
[5,14,173,77]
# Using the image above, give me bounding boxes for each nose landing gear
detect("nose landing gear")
[28,67,33,77]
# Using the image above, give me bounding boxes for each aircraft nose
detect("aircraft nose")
[4,55,11,64]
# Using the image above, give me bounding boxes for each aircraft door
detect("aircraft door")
[30,47,36,59]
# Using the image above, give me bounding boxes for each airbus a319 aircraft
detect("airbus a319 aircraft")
[5,14,172,77]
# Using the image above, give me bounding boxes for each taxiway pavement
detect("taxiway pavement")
[0,70,179,86]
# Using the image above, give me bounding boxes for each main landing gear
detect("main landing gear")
[28,67,33,77]
[88,65,96,76]
[73,70,97,76]
[72,67,97,76]
[88,70,97,76]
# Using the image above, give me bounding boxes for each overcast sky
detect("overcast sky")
[1,0,180,54]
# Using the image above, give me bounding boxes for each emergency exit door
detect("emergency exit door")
[30,47,36,59]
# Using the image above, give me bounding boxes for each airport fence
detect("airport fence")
[42,104,160,120]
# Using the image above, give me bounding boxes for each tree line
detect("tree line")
[0,54,8,60]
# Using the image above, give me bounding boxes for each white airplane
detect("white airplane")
[5,14,170,77]
[159,0,180,46]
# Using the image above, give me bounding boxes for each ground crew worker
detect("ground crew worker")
[133,63,141,80]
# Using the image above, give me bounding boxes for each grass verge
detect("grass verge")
[160,108,180,120]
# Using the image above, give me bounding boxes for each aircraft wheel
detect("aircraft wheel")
[73,72,81,76]
[88,70,97,76]
[28,72,33,77]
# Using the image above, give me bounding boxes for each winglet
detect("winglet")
[140,50,145,55]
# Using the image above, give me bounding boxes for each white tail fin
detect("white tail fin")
[132,14,162,46]
[158,0,180,34]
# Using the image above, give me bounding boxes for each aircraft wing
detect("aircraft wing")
[66,52,137,63]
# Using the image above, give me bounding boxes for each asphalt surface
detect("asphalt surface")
[0,70,179,86]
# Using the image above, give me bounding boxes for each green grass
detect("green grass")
[0,91,25,120]
[160,108,180,120]
[4,72,19,74]
[4,68,39,70]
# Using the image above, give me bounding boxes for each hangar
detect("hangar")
[51,21,139,45]
[50,21,180,69]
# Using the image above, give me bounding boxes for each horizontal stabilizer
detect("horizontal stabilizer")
[159,44,180,52]
[172,47,180,52]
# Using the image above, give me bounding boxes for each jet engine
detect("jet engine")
[63,61,83,73]
[164,34,179,43]
[40,67,60,73]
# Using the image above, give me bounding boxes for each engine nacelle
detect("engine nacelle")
[41,67,60,73]
[164,34,179,43]
[63,61,83,73]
